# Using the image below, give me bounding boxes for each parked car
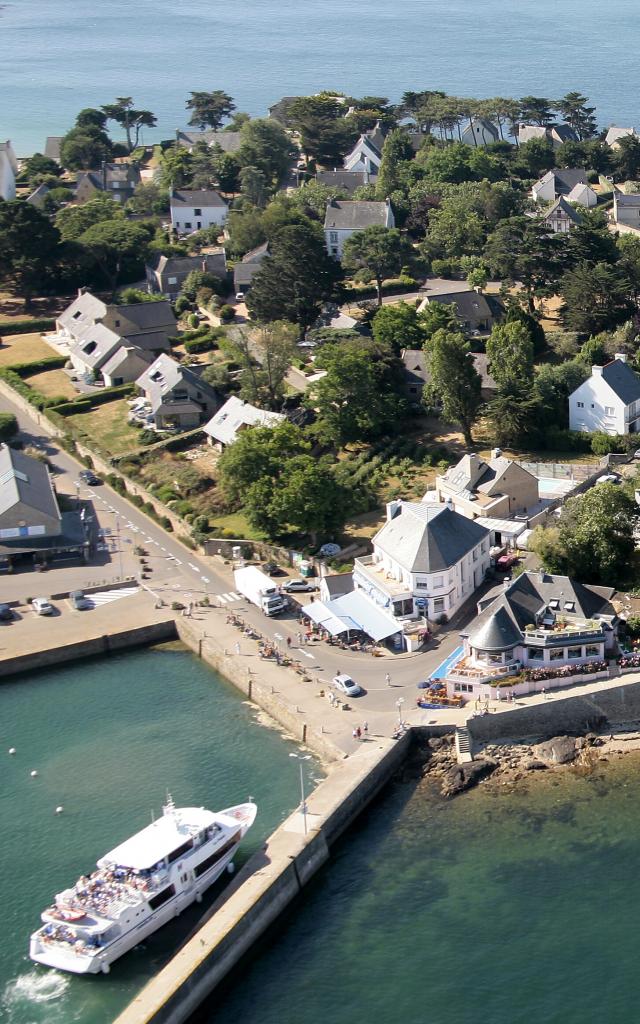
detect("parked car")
[331,673,363,697]
[79,470,101,486]
[281,579,318,593]
[0,603,13,621]
[496,553,519,572]
[32,597,53,616]
[262,562,286,577]
[596,473,619,485]
[235,291,245,302]
[69,590,91,610]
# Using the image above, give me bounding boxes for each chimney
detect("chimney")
[445,497,454,511]
[592,365,603,376]
[386,499,403,521]
[615,352,627,363]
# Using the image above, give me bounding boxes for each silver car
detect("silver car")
[331,673,363,697]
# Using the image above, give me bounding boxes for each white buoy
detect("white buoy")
[30,770,38,778]
[55,805,64,815]
[227,861,235,874]
[8,747,16,755]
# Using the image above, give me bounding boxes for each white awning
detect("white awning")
[304,592,400,642]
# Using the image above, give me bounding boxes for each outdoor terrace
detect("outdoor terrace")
[523,620,606,644]
[354,555,413,599]
[447,659,521,685]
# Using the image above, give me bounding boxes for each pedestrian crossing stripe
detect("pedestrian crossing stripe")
[217,591,242,603]
[86,587,140,607]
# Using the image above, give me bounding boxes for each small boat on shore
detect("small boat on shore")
[29,795,257,975]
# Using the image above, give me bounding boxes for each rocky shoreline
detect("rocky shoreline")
[408,728,640,798]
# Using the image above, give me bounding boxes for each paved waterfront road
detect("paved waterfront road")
[0,390,464,738]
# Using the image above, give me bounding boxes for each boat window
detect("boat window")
[194,833,240,879]
[168,839,193,864]
[147,884,176,911]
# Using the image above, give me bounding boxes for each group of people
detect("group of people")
[352,723,369,742]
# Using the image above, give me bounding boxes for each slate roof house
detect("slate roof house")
[460,118,499,147]
[343,123,387,174]
[324,198,394,258]
[170,189,228,235]
[204,396,286,448]
[444,571,618,701]
[531,168,588,203]
[435,452,539,520]
[612,190,640,229]
[400,348,497,402]
[233,242,269,294]
[315,169,378,193]
[569,354,640,434]
[56,291,176,353]
[417,288,501,335]
[605,126,638,149]
[75,162,141,204]
[136,355,220,430]
[0,140,18,201]
[175,130,243,154]
[146,252,228,300]
[0,445,61,540]
[540,196,583,233]
[353,499,490,623]
[518,123,578,148]
[44,136,63,163]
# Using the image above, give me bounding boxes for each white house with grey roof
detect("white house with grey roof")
[436,452,539,520]
[518,123,578,148]
[0,140,18,200]
[55,291,175,354]
[203,396,285,448]
[460,118,499,147]
[540,196,583,234]
[233,242,269,294]
[0,444,61,540]
[417,287,501,335]
[569,354,640,434]
[353,499,490,624]
[136,354,220,431]
[343,123,386,174]
[175,130,242,154]
[324,198,394,258]
[531,168,588,203]
[170,189,228,236]
[605,126,639,149]
[445,571,618,701]
[612,190,640,230]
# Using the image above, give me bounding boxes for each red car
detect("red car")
[496,553,519,572]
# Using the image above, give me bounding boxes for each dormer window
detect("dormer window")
[150,371,163,382]
[83,341,97,354]
[72,310,82,320]
[564,601,575,612]
[549,599,560,610]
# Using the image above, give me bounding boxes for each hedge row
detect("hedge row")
[1,318,56,336]
[343,276,418,301]
[53,383,136,416]
[0,368,66,410]
[11,355,67,378]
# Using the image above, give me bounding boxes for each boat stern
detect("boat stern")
[29,931,103,975]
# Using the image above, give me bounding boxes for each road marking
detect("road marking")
[217,594,229,604]
[229,591,241,600]
[273,633,283,641]
[174,559,182,566]
[160,547,167,552]
[300,650,315,660]
[188,562,198,571]
[201,576,210,584]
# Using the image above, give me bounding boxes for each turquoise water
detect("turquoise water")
[207,758,640,1024]
[0,645,319,1024]
[2,0,640,154]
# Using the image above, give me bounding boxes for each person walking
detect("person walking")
[352,727,358,742]
[363,721,369,738]
[235,641,241,656]
[286,636,292,649]
[385,672,391,687]
[356,726,362,741]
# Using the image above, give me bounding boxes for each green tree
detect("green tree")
[288,96,356,166]
[418,301,459,339]
[376,129,414,199]
[210,149,241,193]
[518,96,553,125]
[247,223,342,328]
[59,127,112,170]
[79,219,153,296]
[75,108,109,131]
[101,97,157,152]
[613,134,640,180]
[224,207,267,257]
[0,412,18,442]
[218,420,308,504]
[56,193,123,240]
[511,137,555,178]
[371,301,425,352]
[227,321,298,409]
[310,338,402,445]
[157,147,194,190]
[484,216,564,312]
[560,261,633,334]
[238,119,294,184]
[0,200,61,306]
[534,358,589,426]
[126,182,169,217]
[239,165,268,208]
[269,455,349,542]
[485,382,543,448]
[486,320,534,389]
[504,303,546,356]
[531,485,637,586]
[186,90,235,131]
[555,91,597,139]
[22,153,61,186]
[425,329,482,445]
[181,269,224,301]
[341,225,403,306]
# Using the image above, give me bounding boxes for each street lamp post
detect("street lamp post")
[115,516,124,579]
[396,697,405,728]
[289,752,312,834]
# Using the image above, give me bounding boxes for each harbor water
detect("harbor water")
[4,0,640,154]
[0,644,319,1024]
[207,755,640,1024]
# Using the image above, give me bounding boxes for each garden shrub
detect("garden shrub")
[219,304,235,323]
[1,318,55,335]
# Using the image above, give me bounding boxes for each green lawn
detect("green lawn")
[65,399,142,457]
[207,511,266,541]
[0,333,58,366]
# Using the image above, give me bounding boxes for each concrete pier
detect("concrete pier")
[113,732,410,1024]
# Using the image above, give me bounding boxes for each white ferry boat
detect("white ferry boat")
[29,796,257,975]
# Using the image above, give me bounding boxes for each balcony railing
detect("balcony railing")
[447,660,521,684]
[353,556,412,598]
[524,623,604,643]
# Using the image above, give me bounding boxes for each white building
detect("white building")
[0,140,18,200]
[460,118,499,147]
[444,571,618,702]
[324,198,394,258]
[203,396,286,449]
[612,190,640,229]
[170,189,228,236]
[569,355,640,434]
[353,499,490,624]
[605,126,639,149]
[343,123,386,174]
[531,168,588,203]
[566,182,597,207]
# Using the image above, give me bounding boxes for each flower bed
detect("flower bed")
[619,653,640,671]
[521,660,607,683]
